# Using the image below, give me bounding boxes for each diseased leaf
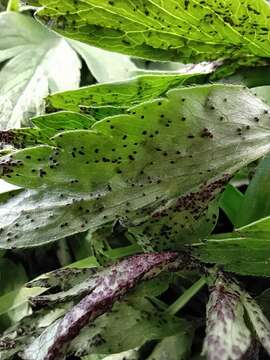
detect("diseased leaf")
[0,11,81,129]
[0,112,95,150]
[47,72,207,118]
[203,274,251,360]
[20,252,187,360]
[192,216,270,276]
[242,292,270,357]
[35,0,270,64]
[1,85,270,249]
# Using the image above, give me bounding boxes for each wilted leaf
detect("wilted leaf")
[35,0,270,64]
[1,85,270,249]
[0,11,80,129]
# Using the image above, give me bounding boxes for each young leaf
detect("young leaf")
[203,275,251,360]
[0,12,81,129]
[192,216,270,276]
[1,85,270,249]
[35,0,270,63]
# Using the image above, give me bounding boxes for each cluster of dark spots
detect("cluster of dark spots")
[0,158,23,176]
[254,117,259,122]
[39,169,47,177]
[200,128,213,138]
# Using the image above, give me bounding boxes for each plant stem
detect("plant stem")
[7,0,19,11]
[166,276,207,316]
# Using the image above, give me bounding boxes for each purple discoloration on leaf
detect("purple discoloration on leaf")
[203,274,251,360]
[23,251,187,360]
[243,292,270,356]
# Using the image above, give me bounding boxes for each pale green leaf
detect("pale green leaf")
[69,39,137,83]
[0,12,81,129]
[1,85,270,250]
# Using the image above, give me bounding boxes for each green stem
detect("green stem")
[6,0,19,11]
[166,276,207,316]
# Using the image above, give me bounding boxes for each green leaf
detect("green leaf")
[35,0,270,64]
[31,111,95,131]
[236,155,270,227]
[0,112,96,149]
[252,86,270,106]
[147,331,194,360]
[1,85,270,249]
[47,72,207,118]
[203,275,251,360]
[69,39,137,83]
[0,12,81,129]
[192,216,270,276]
[219,184,243,226]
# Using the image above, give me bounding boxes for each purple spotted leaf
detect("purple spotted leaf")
[1,85,270,250]
[15,252,189,360]
[203,274,251,360]
[243,292,270,356]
